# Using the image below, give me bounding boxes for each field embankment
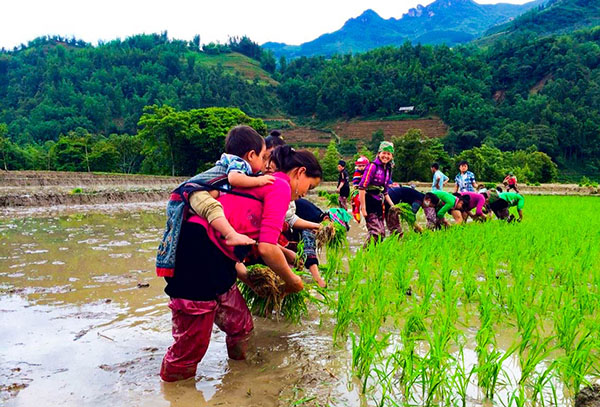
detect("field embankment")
[0,171,185,213]
[1,171,597,217]
[316,181,600,196]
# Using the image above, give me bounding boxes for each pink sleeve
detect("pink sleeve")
[258,178,291,244]
[475,194,485,216]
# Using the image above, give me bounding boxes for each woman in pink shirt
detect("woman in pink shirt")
[458,191,487,222]
[160,145,322,382]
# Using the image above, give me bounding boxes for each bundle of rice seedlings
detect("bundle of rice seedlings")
[390,202,417,226]
[238,265,308,323]
[315,221,347,251]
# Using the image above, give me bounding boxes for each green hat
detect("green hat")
[378,141,394,154]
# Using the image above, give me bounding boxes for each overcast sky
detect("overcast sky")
[1,0,532,49]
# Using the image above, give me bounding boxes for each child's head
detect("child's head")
[355,156,369,172]
[378,141,394,164]
[225,125,266,173]
[458,160,469,173]
[337,160,346,172]
[423,192,440,208]
[431,162,439,173]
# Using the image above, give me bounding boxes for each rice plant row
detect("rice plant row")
[327,195,600,406]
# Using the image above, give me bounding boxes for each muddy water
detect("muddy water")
[0,211,362,407]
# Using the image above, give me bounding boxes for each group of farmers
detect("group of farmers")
[157,128,526,383]
[336,141,525,244]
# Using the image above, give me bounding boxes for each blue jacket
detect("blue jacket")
[155,165,228,277]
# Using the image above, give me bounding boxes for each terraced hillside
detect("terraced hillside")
[281,118,448,146]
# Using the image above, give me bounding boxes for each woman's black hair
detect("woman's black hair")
[265,130,286,149]
[458,194,471,207]
[269,145,322,178]
[225,125,265,157]
[424,192,440,206]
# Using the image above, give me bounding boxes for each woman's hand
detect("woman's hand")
[258,242,304,293]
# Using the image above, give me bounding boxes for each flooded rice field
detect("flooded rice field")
[0,211,365,406]
[2,196,598,407]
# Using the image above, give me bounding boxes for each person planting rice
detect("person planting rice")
[358,141,394,244]
[351,156,369,222]
[423,190,470,228]
[387,186,426,233]
[457,191,488,222]
[160,143,322,382]
[490,191,525,222]
[283,198,327,288]
[454,160,478,193]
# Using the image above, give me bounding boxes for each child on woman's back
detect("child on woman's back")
[156,126,273,277]
[190,126,274,245]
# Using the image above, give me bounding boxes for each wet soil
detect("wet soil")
[0,211,364,407]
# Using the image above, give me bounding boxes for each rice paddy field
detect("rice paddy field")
[1,194,599,406]
[325,195,600,407]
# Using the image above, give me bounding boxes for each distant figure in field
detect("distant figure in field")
[483,190,524,222]
[358,141,395,244]
[503,172,520,193]
[351,156,369,222]
[431,162,449,191]
[387,186,426,233]
[454,160,478,193]
[423,190,470,229]
[456,191,487,222]
[336,160,350,210]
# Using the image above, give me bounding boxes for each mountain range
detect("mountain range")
[263,0,547,59]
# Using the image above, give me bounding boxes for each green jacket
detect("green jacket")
[432,190,457,217]
[499,192,524,210]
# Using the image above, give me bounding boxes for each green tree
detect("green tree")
[369,129,384,155]
[0,123,9,170]
[393,129,450,182]
[108,133,144,174]
[138,105,266,176]
[322,140,340,181]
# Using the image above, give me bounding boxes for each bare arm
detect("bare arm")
[291,217,321,230]
[228,172,274,188]
[454,182,459,193]
[258,242,303,293]
[336,181,345,193]
[384,193,394,207]
[434,176,441,190]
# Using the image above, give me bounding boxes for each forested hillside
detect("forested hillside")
[276,28,600,172]
[485,0,600,39]
[1,28,599,179]
[0,34,278,144]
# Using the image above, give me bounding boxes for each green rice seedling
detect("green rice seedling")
[530,361,557,407]
[517,335,555,387]
[451,346,476,407]
[557,330,596,396]
[389,202,417,227]
[237,265,309,323]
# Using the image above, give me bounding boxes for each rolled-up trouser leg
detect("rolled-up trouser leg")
[365,213,386,245]
[214,286,254,360]
[160,298,217,382]
[385,207,404,238]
